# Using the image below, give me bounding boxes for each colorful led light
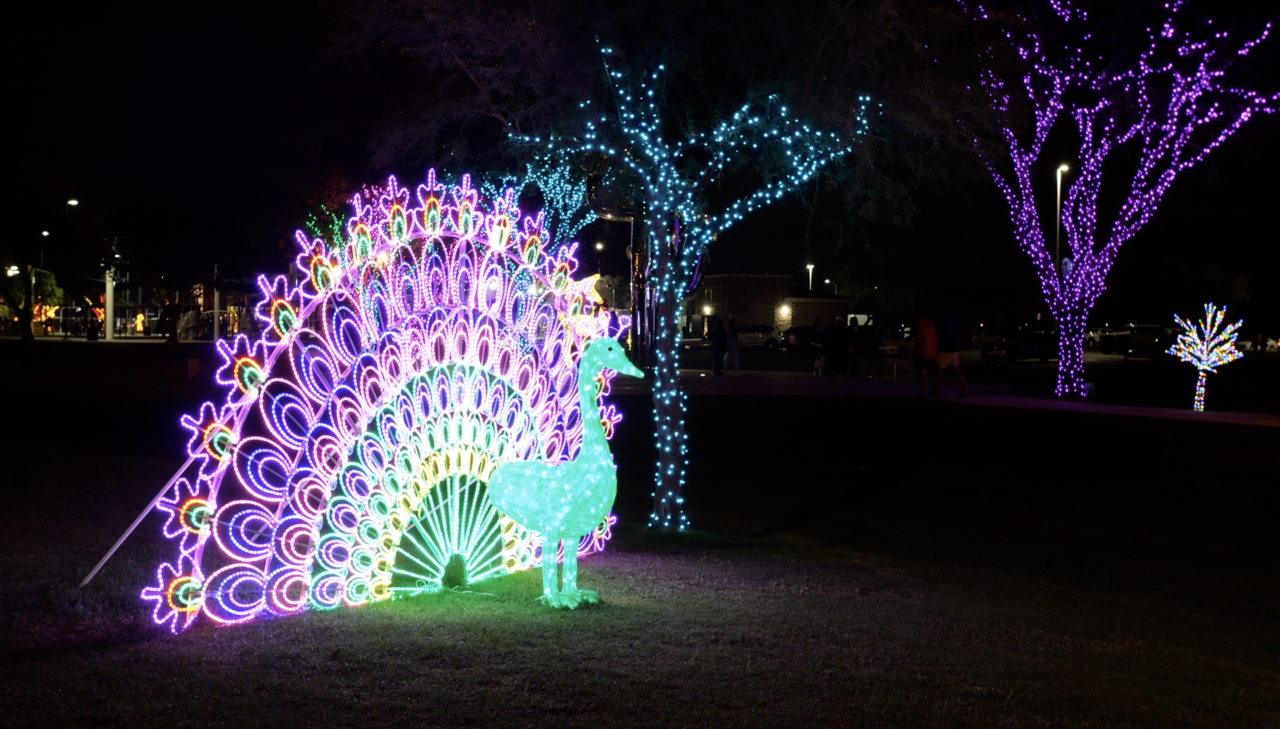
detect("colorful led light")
[1168,302,1243,412]
[143,170,628,632]
[965,0,1277,397]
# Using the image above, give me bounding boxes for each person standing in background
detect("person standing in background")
[936,311,970,397]
[914,313,939,396]
[711,319,728,377]
[726,319,741,376]
[826,316,847,377]
[811,316,826,377]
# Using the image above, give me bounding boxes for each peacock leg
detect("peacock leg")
[537,538,560,607]
[560,536,599,608]
[562,538,578,592]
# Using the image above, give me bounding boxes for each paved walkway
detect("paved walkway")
[611,369,1280,428]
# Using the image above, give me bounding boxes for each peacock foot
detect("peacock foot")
[564,588,600,606]
[537,589,601,610]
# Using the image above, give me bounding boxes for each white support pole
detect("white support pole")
[213,287,220,341]
[79,455,195,589]
[104,270,115,341]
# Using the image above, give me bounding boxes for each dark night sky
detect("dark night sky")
[12,1,1280,328]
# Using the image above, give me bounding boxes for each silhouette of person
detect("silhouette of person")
[936,310,969,397]
[914,312,939,396]
[710,319,727,377]
[726,319,741,376]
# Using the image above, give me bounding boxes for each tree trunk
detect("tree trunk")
[1054,306,1088,398]
[17,265,36,362]
[646,220,689,531]
[1194,370,1207,412]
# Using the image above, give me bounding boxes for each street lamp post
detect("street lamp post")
[595,242,604,276]
[65,201,79,339]
[806,263,814,291]
[1055,165,1068,274]
[824,278,839,295]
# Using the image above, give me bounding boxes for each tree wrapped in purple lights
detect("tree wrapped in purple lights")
[967,0,1277,396]
[1168,302,1243,412]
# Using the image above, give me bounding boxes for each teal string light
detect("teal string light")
[514,47,873,530]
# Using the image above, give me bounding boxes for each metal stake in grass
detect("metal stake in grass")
[79,454,197,589]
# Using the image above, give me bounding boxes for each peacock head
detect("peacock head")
[584,337,643,379]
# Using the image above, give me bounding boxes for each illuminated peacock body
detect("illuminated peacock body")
[142,171,626,631]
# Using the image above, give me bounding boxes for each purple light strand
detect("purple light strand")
[968,0,1277,396]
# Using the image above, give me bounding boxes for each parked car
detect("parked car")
[1122,333,1182,366]
[1099,324,1167,354]
[737,324,781,348]
[981,331,1058,362]
[1085,326,1116,347]
[781,326,816,353]
[1245,336,1278,352]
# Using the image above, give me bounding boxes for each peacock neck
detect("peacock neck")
[577,354,607,455]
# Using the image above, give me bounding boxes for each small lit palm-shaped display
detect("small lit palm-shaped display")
[1168,303,1243,412]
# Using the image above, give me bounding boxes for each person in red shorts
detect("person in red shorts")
[913,313,938,397]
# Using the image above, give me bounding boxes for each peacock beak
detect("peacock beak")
[618,361,644,379]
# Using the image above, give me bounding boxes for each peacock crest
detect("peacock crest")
[143,171,629,632]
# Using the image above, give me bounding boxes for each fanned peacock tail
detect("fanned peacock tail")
[142,170,628,632]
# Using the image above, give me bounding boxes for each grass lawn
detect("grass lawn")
[0,341,1277,727]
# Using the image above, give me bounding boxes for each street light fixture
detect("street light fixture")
[806,263,814,291]
[1055,164,1070,275]
[5,266,19,277]
[67,199,79,207]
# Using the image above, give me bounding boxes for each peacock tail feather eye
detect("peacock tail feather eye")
[179,498,212,534]
[522,234,541,266]
[203,423,235,461]
[423,197,442,235]
[389,203,407,241]
[270,299,297,337]
[166,575,203,614]
[233,357,264,394]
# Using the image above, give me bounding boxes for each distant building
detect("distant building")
[681,273,856,336]
[776,297,855,331]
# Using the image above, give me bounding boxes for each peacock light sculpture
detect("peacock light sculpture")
[1168,302,1243,412]
[489,338,642,608]
[142,170,630,632]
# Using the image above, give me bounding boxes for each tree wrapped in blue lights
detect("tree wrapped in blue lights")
[518,48,870,529]
[479,163,598,248]
[1168,302,1243,412]
[965,0,1278,397]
